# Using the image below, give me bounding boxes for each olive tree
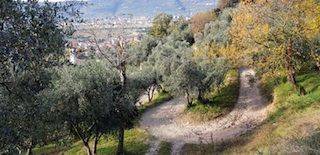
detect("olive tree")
[196,58,230,103]
[128,63,160,103]
[49,60,143,155]
[127,36,159,66]
[164,61,201,106]
[0,0,79,154]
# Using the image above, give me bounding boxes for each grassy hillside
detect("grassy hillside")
[34,129,149,155]
[231,72,320,153]
[181,72,320,154]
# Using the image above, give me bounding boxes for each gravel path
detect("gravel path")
[140,68,269,154]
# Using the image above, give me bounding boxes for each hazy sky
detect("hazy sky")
[37,0,87,2]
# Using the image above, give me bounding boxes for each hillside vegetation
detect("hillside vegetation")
[180,72,320,154]
[227,72,320,153]
[0,0,319,154]
[184,69,239,122]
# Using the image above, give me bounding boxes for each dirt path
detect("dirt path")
[140,68,269,154]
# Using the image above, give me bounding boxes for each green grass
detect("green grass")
[138,91,173,113]
[157,141,172,155]
[227,72,320,153]
[35,91,173,155]
[185,69,240,122]
[267,72,320,122]
[182,72,320,154]
[34,144,67,155]
[35,128,149,155]
[260,75,287,101]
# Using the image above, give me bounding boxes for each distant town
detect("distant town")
[69,14,189,64]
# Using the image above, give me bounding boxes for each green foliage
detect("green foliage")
[202,8,233,46]
[36,128,149,155]
[196,58,231,98]
[50,60,116,137]
[48,60,141,154]
[186,69,239,122]
[138,91,173,113]
[158,141,172,155]
[229,0,320,93]
[164,61,201,97]
[149,13,173,38]
[167,17,195,45]
[267,73,320,122]
[0,0,79,152]
[149,40,192,77]
[128,36,159,66]
[128,63,159,91]
[193,8,234,60]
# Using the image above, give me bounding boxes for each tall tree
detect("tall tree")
[229,0,319,95]
[196,58,230,103]
[0,0,79,153]
[89,31,148,154]
[49,60,143,155]
[164,61,201,106]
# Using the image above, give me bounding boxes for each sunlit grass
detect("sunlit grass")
[138,91,173,113]
[35,128,149,155]
[227,72,320,153]
[35,90,174,155]
[182,72,320,154]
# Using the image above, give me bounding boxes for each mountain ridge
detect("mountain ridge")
[80,0,217,18]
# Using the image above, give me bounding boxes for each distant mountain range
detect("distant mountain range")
[80,0,217,18]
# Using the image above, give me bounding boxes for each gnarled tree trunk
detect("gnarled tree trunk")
[117,126,125,155]
[117,61,126,155]
[316,61,320,72]
[147,85,157,102]
[186,89,192,107]
[285,40,305,95]
[26,148,33,155]
[93,133,101,155]
[84,142,93,155]
[197,88,209,104]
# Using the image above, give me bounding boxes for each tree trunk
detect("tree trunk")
[197,89,208,104]
[26,140,33,155]
[287,68,298,91]
[147,85,156,103]
[84,142,93,155]
[150,85,156,101]
[83,142,92,155]
[197,92,204,103]
[93,134,100,155]
[118,64,127,87]
[26,148,33,155]
[147,87,152,103]
[186,90,192,107]
[117,126,125,155]
[285,40,305,95]
[116,40,127,155]
[316,61,320,72]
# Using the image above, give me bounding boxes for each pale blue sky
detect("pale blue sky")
[37,0,87,2]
